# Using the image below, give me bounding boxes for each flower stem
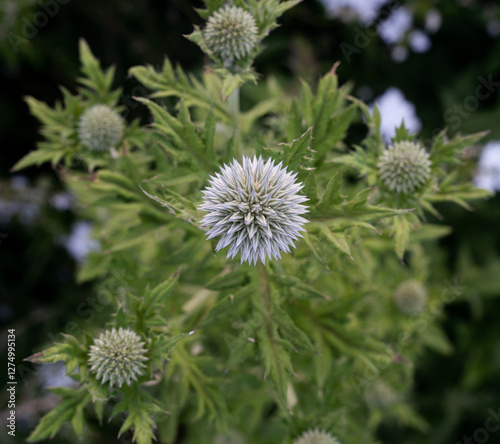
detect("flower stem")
[258,261,272,334]
[227,87,242,158]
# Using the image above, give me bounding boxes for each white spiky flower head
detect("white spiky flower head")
[378,141,431,194]
[78,104,124,151]
[293,428,341,444]
[199,155,308,265]
[204,5,258,65]
[393,279,427,315]
[88,327,148,388]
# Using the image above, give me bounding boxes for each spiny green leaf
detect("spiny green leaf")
[274,127,314,172]
[205,268,251,291]
[393,215,412,260]
[27,388,91,442]
[315,170,343,212]
[140,186,199,224]
[148,268,181,302]
[273,306,316,352]
[257,324,294,411]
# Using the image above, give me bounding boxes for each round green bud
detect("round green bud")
[78,104,124,151]
[365,381,398,409]
[204,5,258,65]
[88,327,148,388]
[293,428,341,444]
[378,141,431,194]
[393,279,427,315]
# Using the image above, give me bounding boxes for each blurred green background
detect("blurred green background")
[1,0,500,443]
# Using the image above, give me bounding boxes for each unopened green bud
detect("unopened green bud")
[393,279,427,315]
[78,104,124,151]
[88,327,148,388]
[378,141,431,194]
[204,5,258,65]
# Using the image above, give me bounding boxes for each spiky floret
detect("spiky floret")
[199,155,308,265]
[378,141,431,193]
[204,5,258,65]
[293,428,341,444]
[393,279,427,315]
[77,104,124,151]
[88,327,148,388]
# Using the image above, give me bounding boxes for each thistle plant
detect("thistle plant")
[199,155,308,264]
[88,327,148,388]
[77,104,125,152]
[15,1,491,443]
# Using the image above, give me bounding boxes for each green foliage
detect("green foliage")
[14,2,492,443]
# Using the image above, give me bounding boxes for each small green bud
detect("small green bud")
[88,327,148,388]
[78,104,124,151]
[393,279,427,315]
[378,141,431,193]
[293,428,341,444]
[204,5,258,65]
[365,381,398,409]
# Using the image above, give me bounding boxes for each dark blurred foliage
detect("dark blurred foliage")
[1,0,500,443]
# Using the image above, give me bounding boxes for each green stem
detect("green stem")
[227,87,242,158]
[258,261,272,339]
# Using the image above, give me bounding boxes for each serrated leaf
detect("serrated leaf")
[202,284,254,327]
[140,186,199,224]
[320,226,353,259]
[257,324,294,411]
[148,268,181,302]
[420,324,453,355]
[27,388,91,442]
[275,127,314,172]
[315,170,343,213]
[393,216,411,260]
[205,268,250,291]
[273,306,315,352]
[11,149,66,171]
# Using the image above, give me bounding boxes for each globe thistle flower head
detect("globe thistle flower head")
[88,327,148,388]
[378,141,431,194]
[204,5,258,65]
[77,104,124,152]
[393,279,427,315]
[199,155,308,265]
[293,428,341,444]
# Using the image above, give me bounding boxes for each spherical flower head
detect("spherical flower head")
[393,279,427,315]
[88,327,148,388]
[293,428,341,444]
[199,155,308,265]
[204,5,258,65]
[78,104,124,152]
[377,141,431,194]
